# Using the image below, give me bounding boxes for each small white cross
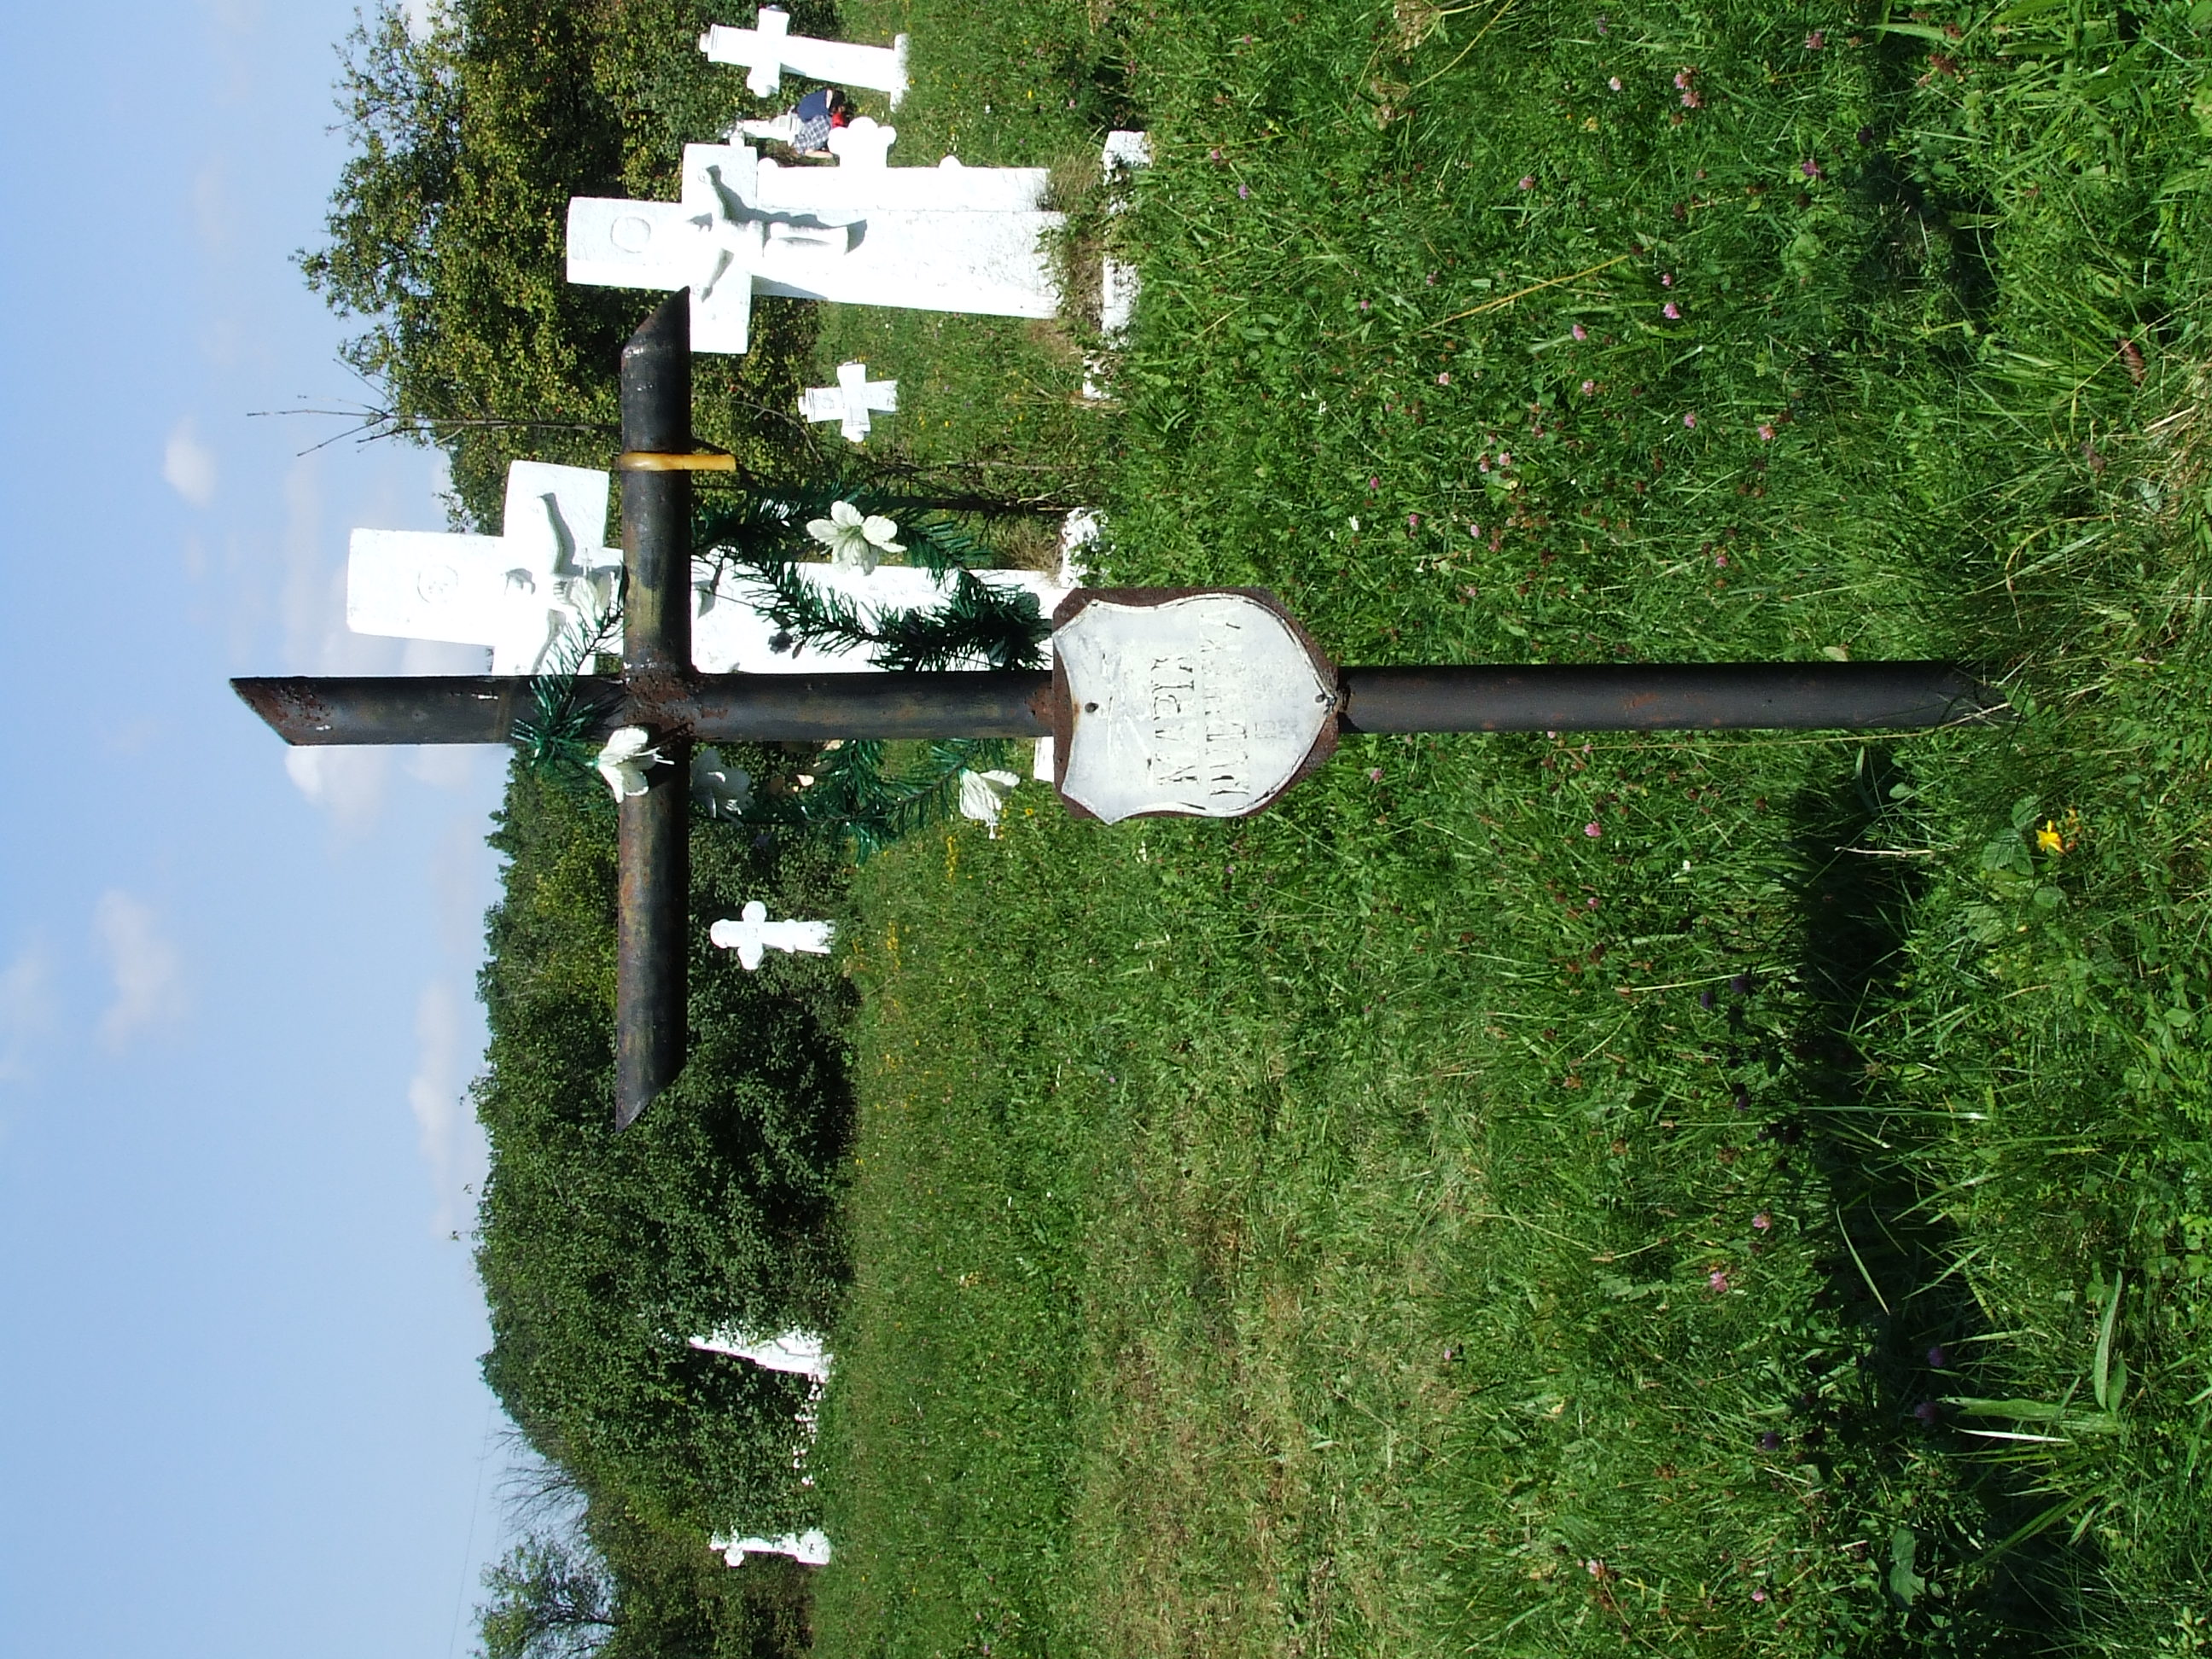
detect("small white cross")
[710,901,835,970]
[799,361,898,443]
[1085,131,1154,399]
[699,8,909,105]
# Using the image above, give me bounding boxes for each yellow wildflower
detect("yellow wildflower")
[2036,810,2082,854]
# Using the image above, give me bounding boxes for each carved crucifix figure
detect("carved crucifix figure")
[347,461,619,673]
[566,131,1060,354]
[232,297,2001,1127]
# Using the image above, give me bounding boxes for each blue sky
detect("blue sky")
[0,3,523,1655]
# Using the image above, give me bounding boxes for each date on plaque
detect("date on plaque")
[1050,589,1341,823]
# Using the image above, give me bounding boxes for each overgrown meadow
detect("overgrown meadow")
[809,1,2212,1655]
[417,0,2212,1653]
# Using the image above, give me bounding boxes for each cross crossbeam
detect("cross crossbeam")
[233,298,2005,1129]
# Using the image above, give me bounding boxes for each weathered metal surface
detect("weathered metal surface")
[615,295,694,1131]
[617,753,689,1131]
[235,672,1054,744]
[1337,661,2002,734]
[680,670,1052,739]
[620,296,694,679]
[1048,589,1338,823]
[230,675,535,744]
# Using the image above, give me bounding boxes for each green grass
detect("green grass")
[797,0,2212,1654]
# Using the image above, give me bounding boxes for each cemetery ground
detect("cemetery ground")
[439,0,2212,1655]
[797,2,2212,1656]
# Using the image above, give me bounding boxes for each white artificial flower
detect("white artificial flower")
[596,726,666,800]
[804,499,904,573]
[957,768,1022,837]
[690,746,754,818]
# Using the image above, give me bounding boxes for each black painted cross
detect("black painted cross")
[235,297,2002,1127]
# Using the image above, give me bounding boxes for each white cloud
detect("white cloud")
[407,745,480,792]
[0,941,55,1082]
[282,747,393,833]
[190,161,236,253]
[162,418,218,509]
[409,981,487,1236]
[92,893,187,1047]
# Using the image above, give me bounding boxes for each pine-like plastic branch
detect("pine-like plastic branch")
[695,483,994,579]
[510,595,624,798]
[778,737,1018,862]
[726,562,1046,673]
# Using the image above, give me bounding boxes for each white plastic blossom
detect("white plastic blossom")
[596,726,667,800]
[957,768,1023,837]
[805,500,904,573]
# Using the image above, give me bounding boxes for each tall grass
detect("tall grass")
[806,0,2212,1654]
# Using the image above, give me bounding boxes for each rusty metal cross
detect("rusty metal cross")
[234,298,2000,1127]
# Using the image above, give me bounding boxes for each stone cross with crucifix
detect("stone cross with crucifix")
[234,298,2002,1127]
[346,455,1075,676]
[349,461,620,674]
[700,7,909,106]
[799,360,897,443]
[565,126,1058,354]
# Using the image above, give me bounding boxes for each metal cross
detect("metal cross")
[234,297,2000,1128]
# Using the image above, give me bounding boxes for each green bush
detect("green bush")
[474,756,853,1592]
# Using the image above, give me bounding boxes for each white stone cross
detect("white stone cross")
[800,360,897,442]
[347,461,620,674]
[710,901,835,969]
[701,8,909,106]
[567,129,1060,355]
[690,1326,833,1380]
[348,462,1087,686]
[347,461,1080,676]
[713,1529,833,1568]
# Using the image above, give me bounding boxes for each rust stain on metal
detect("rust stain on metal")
[233,677,333,742]
[620,667,700,736]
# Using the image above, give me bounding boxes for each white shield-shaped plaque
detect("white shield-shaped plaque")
[1051,590,1339,823]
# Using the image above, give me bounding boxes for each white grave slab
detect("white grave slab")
[1085,131,1153,400]
[347,462,619,674]
[690,1326,832,1380]
[1100,131,1151,338]
[701,7,908,106]
[713,1529,833,1567]
[346,461,1076,677]
[1030,510,1100,780]
[800,360,897,442]
[1053,593,1337,823]
[711,901,835,969]
[566,130,1059,355]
